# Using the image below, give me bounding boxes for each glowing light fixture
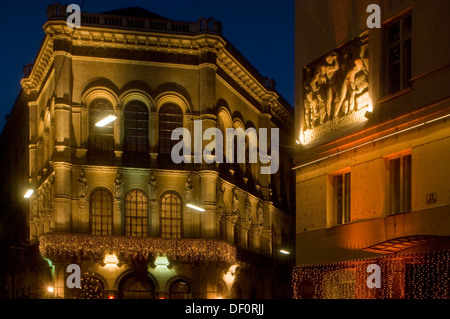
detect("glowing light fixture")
[95,115,117,127]
[154,254,170,267]
[280,249,290,255]
[186,203,205,212]
[47,286,54,293]
[24,189,34,198]
[296,139,300,145]
[104,253,119,265]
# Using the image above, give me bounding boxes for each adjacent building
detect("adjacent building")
[0,3,294,299]
[293,0,450,298]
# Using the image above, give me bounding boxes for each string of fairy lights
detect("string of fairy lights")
[292,249,450,299]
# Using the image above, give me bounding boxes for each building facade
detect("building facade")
[293,0,450,298]
[0,4,294,299]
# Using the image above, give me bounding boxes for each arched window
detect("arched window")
[160,192,182,238]
[124,190,149,237]
[119,274,154,299]
[89,98,115,151]
[124,101,149,153]
[90,188,113,236]
[158,103,183,156]
[169,280,191,299]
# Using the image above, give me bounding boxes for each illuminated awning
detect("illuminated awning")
[363,235,447,254]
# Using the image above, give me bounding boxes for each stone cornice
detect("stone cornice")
[20,36,54,95]
[22,20,293,129]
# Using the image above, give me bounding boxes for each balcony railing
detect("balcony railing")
[46,3,222,35]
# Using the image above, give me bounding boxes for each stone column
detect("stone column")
[52,162,72,232]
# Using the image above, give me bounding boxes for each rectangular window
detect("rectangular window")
[333,171,351,225]
[384,11,412,95]
[389,153,411,214]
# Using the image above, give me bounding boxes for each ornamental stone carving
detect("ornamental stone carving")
[302,34,370,144]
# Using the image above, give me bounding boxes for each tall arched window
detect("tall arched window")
[88,98,115,164]
[89,98,115,151]
[124,101,149,152]
[158,103,183,156]
[160,192,182,238]
[124,190,149,237]
[90,188,113,236]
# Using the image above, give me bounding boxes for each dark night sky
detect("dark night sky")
[0,0,294,132]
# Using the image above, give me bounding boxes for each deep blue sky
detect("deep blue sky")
[0,0,294,132]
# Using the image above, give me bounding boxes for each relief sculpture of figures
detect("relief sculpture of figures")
[309,53,340,123]
[303,37,370,133]
[334,43,369,117]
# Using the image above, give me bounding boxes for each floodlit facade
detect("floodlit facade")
[0,4,294,299]
[293,0,450,298]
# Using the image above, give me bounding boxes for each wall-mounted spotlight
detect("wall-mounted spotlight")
[364,110,373,119]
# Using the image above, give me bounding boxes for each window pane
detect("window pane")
[124,102,149,153]
[402,39,412,88]
[390,158,401,214]
[159,104,183,156]
[344,172,351,223]
[90,188,113,235]
[402,14,412,36]
[125,190,148,237]
[160,193,182,238]
[389,46,401,93]
[388,21,400,44]
[403,155,412,212]
[89,99,114,151]
[334,175,343,225]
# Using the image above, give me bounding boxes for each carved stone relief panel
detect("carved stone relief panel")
[302,34,370,144]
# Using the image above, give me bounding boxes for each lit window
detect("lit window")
[384,11,412,95]
[124,190,149,237]
[123,101,149,153]
[90,188,113,236]
[333,171,351,225]
[160,192,182,238]
[389,153,411,214]
[158,103,183,157]
[89,99,115,151]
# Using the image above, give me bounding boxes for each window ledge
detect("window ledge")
[379,86,412,104]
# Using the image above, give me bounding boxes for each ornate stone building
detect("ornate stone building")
[0,4,294,299]
[293,0,450,299]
